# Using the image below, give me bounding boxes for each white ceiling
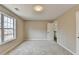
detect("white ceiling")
[3,4,76,20]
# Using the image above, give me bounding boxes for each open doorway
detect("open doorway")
[47,21,58,42]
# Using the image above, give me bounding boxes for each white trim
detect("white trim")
[57,42,75,55]
[25,39,48,40]
[0,39,16,45]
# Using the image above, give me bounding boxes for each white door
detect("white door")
[47,23,54,40]
[76,12,79,54]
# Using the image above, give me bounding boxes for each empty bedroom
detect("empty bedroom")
[0,4,79,55]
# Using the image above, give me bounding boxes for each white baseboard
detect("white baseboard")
[58,42,75,55]
[24,39,48,40]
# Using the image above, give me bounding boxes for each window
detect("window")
[0,13,16,44]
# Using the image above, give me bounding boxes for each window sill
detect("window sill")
[0,39,16,45]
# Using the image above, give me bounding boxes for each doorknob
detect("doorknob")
[77,37,79,38]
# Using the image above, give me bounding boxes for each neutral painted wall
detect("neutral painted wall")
[55,5,79,53]
[0,5,24,54]
[24,21,49,40]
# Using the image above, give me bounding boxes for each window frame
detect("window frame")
[0,12,16,45]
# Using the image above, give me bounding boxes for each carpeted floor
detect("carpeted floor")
[8,40,72,55]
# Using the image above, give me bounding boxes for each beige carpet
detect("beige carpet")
[8,40,72,55]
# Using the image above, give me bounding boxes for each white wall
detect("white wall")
[24,21,49,40]
[0,5,24,54]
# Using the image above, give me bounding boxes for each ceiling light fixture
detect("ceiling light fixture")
[33,5,44,12]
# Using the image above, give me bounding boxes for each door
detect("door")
[47,23,54,40]
[76,12,79,54]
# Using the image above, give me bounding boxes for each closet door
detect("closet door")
[0,14,1,43]
[76,11,79,54]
